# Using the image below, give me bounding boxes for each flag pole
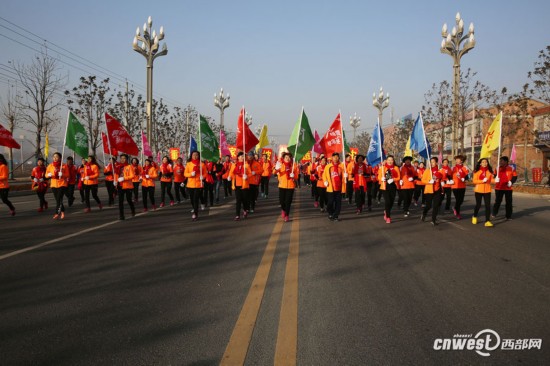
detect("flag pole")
[292,107,303,177]
[242,106,247,173]
[199,114,204,188]
[377,116,385,178]
[101,136,106,168]
[496,111,503,175]
[61,110,70,166]
[340,110,346,184]
[140,130,144,164]
[419,112,433,180]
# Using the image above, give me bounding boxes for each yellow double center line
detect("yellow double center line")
[221,200,300,366]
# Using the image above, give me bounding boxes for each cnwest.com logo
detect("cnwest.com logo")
[433,329,542,357]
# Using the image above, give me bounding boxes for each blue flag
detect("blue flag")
[366,119,385,166]
[189,136,198,156]
[409,113,432,159]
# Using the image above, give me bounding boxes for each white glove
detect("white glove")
[448,180,454,185]
[113,181,117,187]
[180,182,185,188]
[33,178,39,183]
[118,177,124,182]
[441,182,445,187]
[461,178,465,182]
[408,177,414,182]
[495,177,500,183]
[47,173,53,178]
[58,172,63,178]
[275,161,281,170]
[324,181,329,187]
[507,181,512,187]
[344,173,348,178]
[290,173,295,178]
[145,174,150,179]
[399,180,403,186]
[227,177,231,181]
[191,171,196,177]
[84,176,89,180]
[482,177,488,183]
[243,174,248,180]
[39,178,44,182]
[251,171,256,176]
[429,179,435,184]
[387,178,394,184]
[381,177,386,182]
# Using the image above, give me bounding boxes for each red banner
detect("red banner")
[0,124,21,149]
[169,148,180,161]
[261,148,273,162]
[319,113,343,157]
[235,107,259,153]
[101,132,118,156]
[105,113,139,156]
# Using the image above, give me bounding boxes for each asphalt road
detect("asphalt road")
[0,183,549,365]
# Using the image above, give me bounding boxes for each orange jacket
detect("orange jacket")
[248,160,262,185]
[315,164,327,188]
[451,164,469,189]
[400,164,416,189]
[421,167,446,194]
[104,163,115,182]
[184,161,207,188]
[114,164,135,190]
[82,164,100,186]
[345,162,354,181]
[46,163,69,188]
[472,169,494,194]
[377,165,401,190]
[261,160,273,177]
[274,162,299,189]
[131,164,143,183]
[415,167,426,186]
[0,164,9,189]
[173,163,185,183]
[159,163,173,183]
[141,165,158,187]
[222,161,233,179]
[495,165,517,191]
[229,163,252,189]
[322,163,347,193]
[371,165,379,183]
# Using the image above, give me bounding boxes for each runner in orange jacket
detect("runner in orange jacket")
[399,156,416,217]
[31,157,48,212]
[229,152,252,221]
[65,156,78,207]
[173,157,187,202]
[114,154,136,220]
[158,156,175,207]
[314,156,328,212]
[141,158,158,212]
[247,152,262,212]
[260,153,272,199]
[351,154,368,214]
[46,152,70,220]
[82,155,103,213]
[103,156,117,206]
[222,155,233,198]
[451,155,469,219]
[273,152,299,222]
[323,153,347,221]
[421,157,446,225]
[0,154,15,216]
[130,157,143,203]
[378,155,401,224]
[472,158,494,227]
[184,150,208,221]
[492,156,517,220]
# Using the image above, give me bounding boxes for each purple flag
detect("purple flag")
[141,131,153,157]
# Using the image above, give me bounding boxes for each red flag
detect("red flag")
[319,113,343,156]
[105,113,139,156]
[101,132,118,156]
[235,107,259,153]
[0,124,21,149]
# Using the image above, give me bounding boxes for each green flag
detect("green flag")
[65,111,88,158]
[198,115,219,162]
[288,108,315,162]
[343,130,351,154]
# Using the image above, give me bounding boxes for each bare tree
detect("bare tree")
[527,45,550,104]
[12,51,66,159]
[65,76,113,156]
[422,80,453,155]
[1,83,21,178]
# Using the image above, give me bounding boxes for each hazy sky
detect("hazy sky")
[1,0,549,146]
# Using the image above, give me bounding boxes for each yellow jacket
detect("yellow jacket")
[322,163,347,193]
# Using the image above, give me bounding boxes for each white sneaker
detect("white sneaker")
[201,204,205,211]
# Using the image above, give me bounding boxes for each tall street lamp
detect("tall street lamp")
[350,112,361,142]
[132,16,168,151]
[214,88,230,131]
[440,12,475,157]
[245,113,253,126]
[372,86,390,126]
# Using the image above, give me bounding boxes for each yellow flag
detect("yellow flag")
[404,136,412,157]
[480,112,502,159]
[44,133,49,159]
[255,124,269,152]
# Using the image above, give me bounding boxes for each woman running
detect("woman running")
[229,152,252,221]
[451,155,469,220]
[378,155,401,224]
[82,155,102,212]
[184,150,207,221]
[274,152,299,222]
[141,158,158,212]
[159,156,175,207]
[31,157,48,212]
[472,158,494,227]
[131,157,143,203]
[46,152,69,220]
[0,154,15,216]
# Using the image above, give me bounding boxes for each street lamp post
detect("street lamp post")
[214,88,230,131]
[372,86,390,126]
[132,16,168,151]
[245,113,253,126]
[349,112,361,142]
[440,12,475,158]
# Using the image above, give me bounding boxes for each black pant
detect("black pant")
[442,187,452,210]
[452,188,466,215]
[355,186,366,209]
[249,184,259,209]
[261,176,270,196]
[316,187,327,209]
[371,182,380,202]
[0,188,15,211]
[414,185,425,204]
[474,192,491,221]
[142,186,155,209]
[493,190,513,219]
[311,181,317,198]
[65,184,76,206]
[346,181,354,203]
[397,189,404,207]
[366,182,373,208]
[84,184,101,208]
[223,179,232,197]
[203,182,214,207]
[402,188,414,213]
[279,188,294,216]
[160,181,174,203]
[188,188,201,215]
[79,185,85,203]
[37,190,47,209]
[133,182,140,201]
[52,187,66,214]
[105,180,116,205]
[423,191,442,222]
[235,186,250,216]
[174,181,187,201]
[118,186,135,219]
[327,191,342,218]
[383,184,397,218]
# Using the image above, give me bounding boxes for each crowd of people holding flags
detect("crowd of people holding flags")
[0,106,519,227]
